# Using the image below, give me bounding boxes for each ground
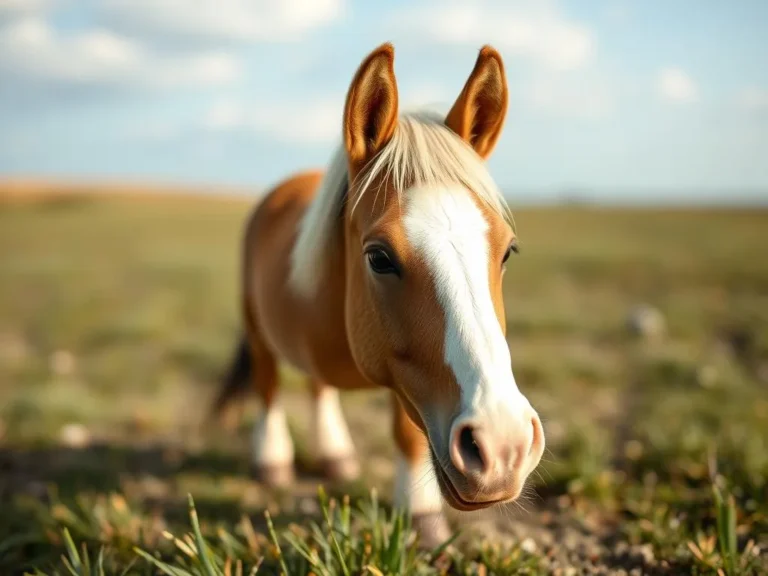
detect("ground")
[0,187,766,575]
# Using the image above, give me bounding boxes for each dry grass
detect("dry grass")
[0,182,766,574]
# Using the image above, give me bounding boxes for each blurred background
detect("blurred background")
[0,1,767,574]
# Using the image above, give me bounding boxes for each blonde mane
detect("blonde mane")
[288,109,513,297]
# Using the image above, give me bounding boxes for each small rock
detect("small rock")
[630,543,655,565]
[59,423,90,448]
[520,537,537,553]
[626,304,666,339]
[640,543,655,564]
[50,350,76,376]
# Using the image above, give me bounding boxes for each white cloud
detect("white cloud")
[0,16,241,88]
[657,67,697,103]
[389,0,613,120]
[392,0,595,70]
[102,0,344,43]
[203,97,342,144]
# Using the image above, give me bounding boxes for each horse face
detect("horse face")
[341,43,544,511]
[345,177,543,510]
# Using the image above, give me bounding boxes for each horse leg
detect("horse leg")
[391,392,452,548]
[248,337,296,487]
[309,379,360,482]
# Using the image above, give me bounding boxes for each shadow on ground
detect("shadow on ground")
[0,440,373,522]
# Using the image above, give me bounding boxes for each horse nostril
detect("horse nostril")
[458,425,485,472]
[529,415,544,458]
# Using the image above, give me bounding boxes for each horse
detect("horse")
[212,42,545,545]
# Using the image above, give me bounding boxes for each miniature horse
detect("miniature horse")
[213,43,545,545]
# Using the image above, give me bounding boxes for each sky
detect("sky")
[0,0,767,204]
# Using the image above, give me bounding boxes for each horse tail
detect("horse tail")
[211,334,252,420]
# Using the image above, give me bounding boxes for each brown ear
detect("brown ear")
[343,43,399,167]
[445,45,508,159]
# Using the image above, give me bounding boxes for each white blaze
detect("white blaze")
[403,186,529,420]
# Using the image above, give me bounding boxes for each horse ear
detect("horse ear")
[343,43,399,168]
[445,45,508,160]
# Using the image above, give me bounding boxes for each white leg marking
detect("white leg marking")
[403,186,530,420]
[251,399,295,467]
[312,387,356,460]
[394,453,444,515]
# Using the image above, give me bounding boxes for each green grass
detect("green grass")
[0,191,767,574]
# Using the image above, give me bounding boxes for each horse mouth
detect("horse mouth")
[430,448,506,512]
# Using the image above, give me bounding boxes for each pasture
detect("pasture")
[0,185,766,574]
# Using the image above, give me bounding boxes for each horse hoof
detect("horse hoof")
[411,512,453,549]
[251,463,295,488]
[320,456,361,482]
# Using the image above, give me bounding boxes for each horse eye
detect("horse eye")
[367,248,398,275]
[502,240,519,265]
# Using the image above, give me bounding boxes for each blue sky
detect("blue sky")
[0,0,767,204]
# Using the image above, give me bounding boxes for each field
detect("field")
[0,185,766,575]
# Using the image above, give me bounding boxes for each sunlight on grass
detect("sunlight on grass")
[1,194,766,574]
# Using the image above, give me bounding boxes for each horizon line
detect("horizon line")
[1,174,766,208]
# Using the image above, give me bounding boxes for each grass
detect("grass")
[0,186,766,574]
[20,489,540,576]
[4,480,761,575]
